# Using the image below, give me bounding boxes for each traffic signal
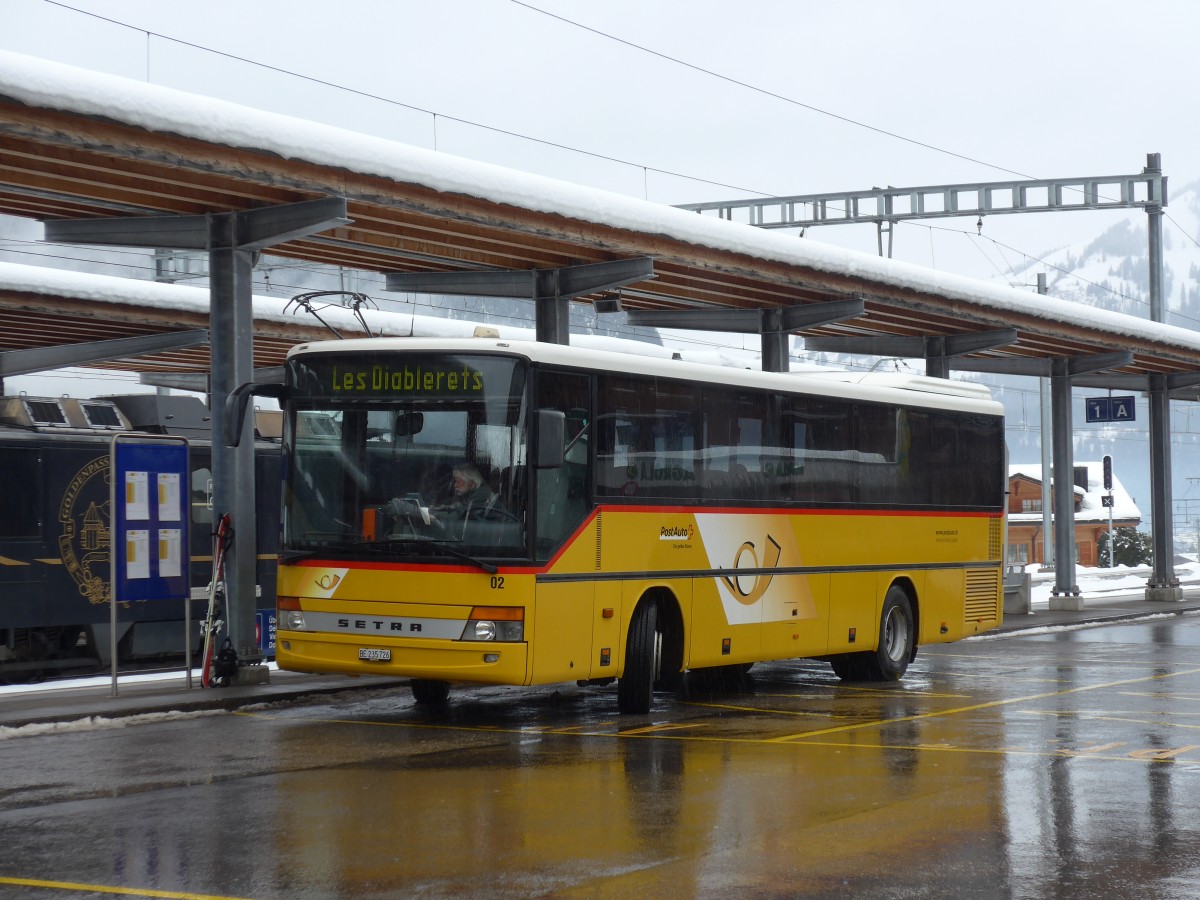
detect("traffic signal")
[1102,455,1113,491]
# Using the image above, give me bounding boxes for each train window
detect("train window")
[23,399,66,426]
[81,402,122,429]
[191,467,213,525]
[0,448,39,537]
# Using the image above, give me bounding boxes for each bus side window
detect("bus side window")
[535,369,591,556]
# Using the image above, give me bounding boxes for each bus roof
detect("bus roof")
[287,337,1003,415]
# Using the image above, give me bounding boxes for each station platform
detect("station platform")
[3,593,1200,731]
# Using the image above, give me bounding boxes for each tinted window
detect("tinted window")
[596,374,700,501]
[702,387,770,502]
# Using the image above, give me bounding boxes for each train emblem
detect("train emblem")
[56,456,112,606]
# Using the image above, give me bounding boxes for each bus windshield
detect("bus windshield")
[281,352,528,560]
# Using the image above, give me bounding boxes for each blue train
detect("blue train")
[0,392,280,682]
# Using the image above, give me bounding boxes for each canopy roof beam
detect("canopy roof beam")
[0,329,208,378]
[386,257,655,346]
[805,328,1018,378]
[625,297,866,373]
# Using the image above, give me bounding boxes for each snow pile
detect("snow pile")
[1026,556,1200,608]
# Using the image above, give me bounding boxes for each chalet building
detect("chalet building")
[1007,462,1140,567]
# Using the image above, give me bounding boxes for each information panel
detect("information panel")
[111,436,190,602]
[109,434,190,694]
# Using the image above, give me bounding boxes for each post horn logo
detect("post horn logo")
[721,535,782,606]
[315,573,342,591]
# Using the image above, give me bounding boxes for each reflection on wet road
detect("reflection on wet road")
[4,617,1200,898]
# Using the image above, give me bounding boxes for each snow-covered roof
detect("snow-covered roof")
[1009,462,1140,523]
[0,260,741,367]
[3,50,1200,361]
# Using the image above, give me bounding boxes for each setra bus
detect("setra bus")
[247,336,1005,713]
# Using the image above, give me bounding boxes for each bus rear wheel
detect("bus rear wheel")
[829,586,915,682]
[867,586,914,681]
[618,601,658,714]
[411,678,450,705]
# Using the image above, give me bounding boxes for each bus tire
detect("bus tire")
[618,601,657,714]
[411,678,450,705]
[829,655,871,681]
[866,586,914,681]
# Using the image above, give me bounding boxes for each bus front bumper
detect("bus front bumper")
[275,629,530,685]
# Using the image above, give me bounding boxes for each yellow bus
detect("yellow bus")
[248,336,1005,713]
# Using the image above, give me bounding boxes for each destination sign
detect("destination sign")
[329,363,483,395]
[290,355,493,399]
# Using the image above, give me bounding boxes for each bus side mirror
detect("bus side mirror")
[225,381,287,448]
[534,409,565,469]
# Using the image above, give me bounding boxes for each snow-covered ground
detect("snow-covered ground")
[1025,554,1200,608]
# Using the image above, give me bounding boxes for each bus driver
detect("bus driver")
[387,462,500,539]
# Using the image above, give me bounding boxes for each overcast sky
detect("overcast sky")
[5,0,1198,287]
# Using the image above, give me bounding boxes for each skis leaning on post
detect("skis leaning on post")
[201,513,232,688]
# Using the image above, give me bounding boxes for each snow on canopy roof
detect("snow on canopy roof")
[0,260,745,365]
[3,50,1200,357]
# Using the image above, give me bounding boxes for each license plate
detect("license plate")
[358,648,391,662]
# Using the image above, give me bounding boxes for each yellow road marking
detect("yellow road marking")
[236,665,1200,763]
[1061,742,1128,755]
[1024,710,1200,730]
[769,665,1200,742]
[618,723,703,735]
[1129,745,1200,760]
[236,710,1200,763]
[0,876,253,899]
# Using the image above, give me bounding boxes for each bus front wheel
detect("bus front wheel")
[618,601,658,714]
[411,678,450,705]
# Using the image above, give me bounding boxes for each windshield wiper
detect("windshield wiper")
[360,537,498,574]
[279,537,360,562]
[279,548,321,562]
[281,536,499,574]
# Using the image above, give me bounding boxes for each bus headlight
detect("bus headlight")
[461,606,524,642]
[278,596,306,631]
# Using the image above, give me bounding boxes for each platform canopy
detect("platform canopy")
[0,50,1199,376]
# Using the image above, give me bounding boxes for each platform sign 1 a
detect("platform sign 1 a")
[1086,395,1136,423]
[109,434,190,695]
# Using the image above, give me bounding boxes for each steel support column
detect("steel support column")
[208,215,260,662]
[1037,275,1053,570]
[535,296,570,345]
[1147,375,1182,599]
[1049,359,1081,605]
[44,197,351,676]
[760,309,789,373]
